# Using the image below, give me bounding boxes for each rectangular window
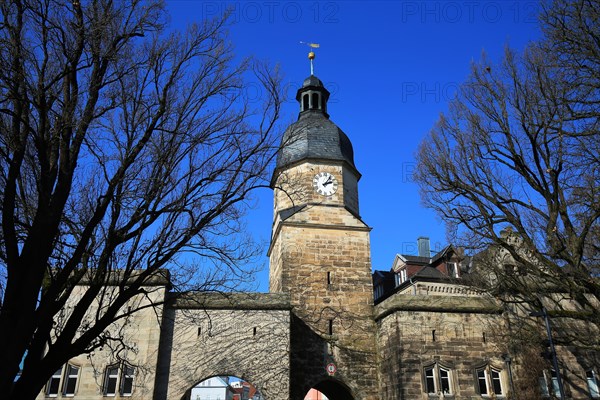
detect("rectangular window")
[447,262,458,278]
[374,285,383,299]
[400,269,407,284]
[104,365,119,396]
[540,375,550,396]
[477,369,488,395]
[62,364,79,396]
[588,370,600,398]
[424,367,435,394]
[551,369,561,398]
[439,367,450,394]
[491,368,503,395]
[47,367,63,397]
[120,365,135,396]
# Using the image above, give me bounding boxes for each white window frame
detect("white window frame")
[120,364,135,396]
[103,364,119,396]
[587,370,600,398]
[476,365,503,396]
[62,364,79,397]
[447,262,459,278]
[423,363,453,396]
[400,268,408,284]
[102,362,136,397]
[540,369,562,398]
[46,367,63,397]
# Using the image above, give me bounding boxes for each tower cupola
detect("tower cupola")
[296,75,330,117]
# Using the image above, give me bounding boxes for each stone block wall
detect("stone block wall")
[375,295,508,400]
[36,284,167,400]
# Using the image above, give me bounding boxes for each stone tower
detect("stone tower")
[268,75,378,400]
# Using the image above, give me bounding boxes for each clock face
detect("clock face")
[313,172,338,196]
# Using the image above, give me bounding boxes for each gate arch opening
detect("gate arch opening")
[304,379,354,400]
[184,375,263,400]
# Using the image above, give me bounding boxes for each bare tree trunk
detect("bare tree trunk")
[0,0,283,397]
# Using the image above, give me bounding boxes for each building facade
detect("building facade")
[38,75,600,400]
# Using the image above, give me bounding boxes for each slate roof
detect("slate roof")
[275,113,356,171]
[298,75,325,93]
[412,265,446,279]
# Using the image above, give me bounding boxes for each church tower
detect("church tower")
[268,60,378,400]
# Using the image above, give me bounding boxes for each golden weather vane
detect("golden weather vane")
[300,42,320,75]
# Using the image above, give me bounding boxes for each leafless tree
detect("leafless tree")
[0,0,283,398]
[414,0,600,342]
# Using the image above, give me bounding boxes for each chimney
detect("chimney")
[417,237,430,258]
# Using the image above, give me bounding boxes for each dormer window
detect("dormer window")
[396,268,408,286]
[447,262,459,278]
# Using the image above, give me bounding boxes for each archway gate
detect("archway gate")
[153,292,292,399]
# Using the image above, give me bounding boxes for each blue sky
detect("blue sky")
[168,1,542,291]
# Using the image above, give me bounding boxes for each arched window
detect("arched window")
[312,93,319,110]
[303,94,309,111]
[476,365,503,396]
[423,362,453,395]
[103,362,136,396]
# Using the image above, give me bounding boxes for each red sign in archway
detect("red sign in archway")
[326,363,337,376]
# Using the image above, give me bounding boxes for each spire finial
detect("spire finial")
[300,42,320,75]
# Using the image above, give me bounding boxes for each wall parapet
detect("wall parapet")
[374,294,502,320]
[169,291,292,310]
